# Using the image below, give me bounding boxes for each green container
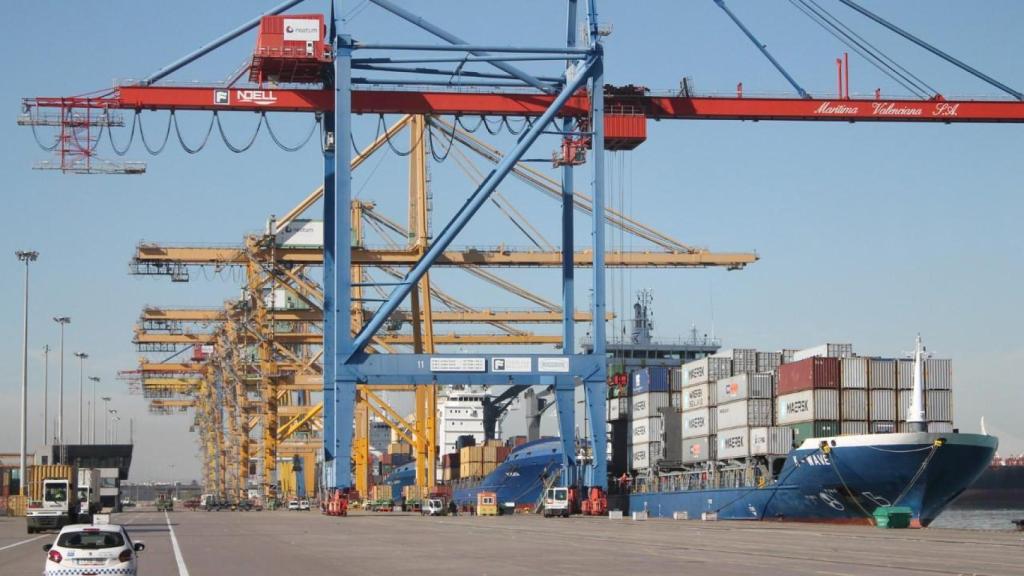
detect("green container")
[873,506,913,528]
[787,421,840,446]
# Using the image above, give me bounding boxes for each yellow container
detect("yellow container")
[7,495,27,517]
[26,465,74,501]
[477,491,498,516]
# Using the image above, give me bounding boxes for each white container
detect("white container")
[792,343,853,362]
[775,389,839,425]
[670,368,684,391]
[868,359,896,389]
[632,392,670,419]
[898,390,911,421]
[709,408,718,435]
[897,359,915,390]
[841,389,868,421]
[681,357,732,387]
[608,399,620,421]
[716,373,774,402]
[869,389,896,422]
[756,352,783,373]
[716,399,773,429]
[925,359,952,390]
[840,357,868,389]
[716,427,750,460]
[715,349,757,374]
[632,416,664,444]
[928,421,954,433]
[681,384,711,410]
[870,421,896,434]
[926,390,953,422]
[682,436,711,463]
[275,218,323,247]
[782,349,798,364]
[840,421,869,435]
[631,441,663,469]
[750,426,794,456]
[682,408,711,438]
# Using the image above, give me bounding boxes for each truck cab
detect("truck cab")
[27,480,74,533]
[543,487,570,518]
[423,498,446,516]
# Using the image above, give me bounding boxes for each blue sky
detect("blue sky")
[1,1,1022,482]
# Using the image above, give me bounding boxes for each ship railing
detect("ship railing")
[629,462,765,494]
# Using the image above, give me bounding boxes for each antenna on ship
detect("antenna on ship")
[906,334,928,432]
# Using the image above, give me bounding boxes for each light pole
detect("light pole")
[42,345,50,444]
[107,408,117,443]
[73,352,88,444]
[16,250,38,497]
[53,316,70,445]
[88,377,100,444]
[102,400,112,442]
[112,415,121,443]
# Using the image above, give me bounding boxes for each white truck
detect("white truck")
[542,487,571,518]
[26,477,76,534]
[75,468,102,523]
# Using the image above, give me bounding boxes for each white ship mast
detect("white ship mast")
[906,334,928,432]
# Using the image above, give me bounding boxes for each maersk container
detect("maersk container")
[777,357,839,396]
[788,420,840,443]
[716,399,773,429]
[840,420,869,436]
[869,389,896,422]
[682,436,711,464]
[716,373,773,402]
[681,383,711,410]
[632,367,671,394]
[925,359,952,390]
[670,367,683,391]
[792,343,854,362]
[841,388,868,421]
[632,416,664,444]
[897,359,914,390]
[840,357,868,389]
[926,390,953,422]
[868,358,897,389]
[775,389,839,425]
[682,408,710,438]
[928,421,954,433]
[681,357,732,387]
[632,392,670,419]
[716,428,750,459]
[756,351,782,373]
[631,441,663,470]
[750,426,793,456]
[870,421,896,434]
[715,348,757,374]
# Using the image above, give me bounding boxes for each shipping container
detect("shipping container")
[716,428,750,460]
[632,392,671,419]
[716,373,774,402]
[682,437,711,464]
[925,359,952,390]
[670,367,683,391]
[608,398,621,421]
[750,427,794,456]
[869,389,897,422]
[670,391,681,408]
[776,389,839,425]
[898,389,911,421]
[840,357,868,389]
[897,359,914,390]
[631,441,663,470]
[251,15,330,84]
[840,420,869,435]
[631,416,664,444]
[632,367,671,394]
[792,343,854,362]
[681,383,711,410]
[788,420,840,443]
[709,407,718,435]
[681,357,732,387]
[868,358,897,389]
[781,349,798,364]
[756,351,783,373]
[26,464,74,501]
[927,421,954,433]
[841,388,868,421]
[778,357,839,395]
[682,408,711,438]
[870,421,896,434]
[715,349,757,374]
[926,390,953,422]
[716,399,773,429]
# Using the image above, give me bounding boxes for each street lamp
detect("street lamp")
[73,352,88,444]
[16,250,38,497]
[106,407,117,444]
[52,316,70,445]
[88,377,101,444]
[111,415,121,443]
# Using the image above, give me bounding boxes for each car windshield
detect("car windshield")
[554,489,567,500]
[44,486,67,502]
[57,530,124,550]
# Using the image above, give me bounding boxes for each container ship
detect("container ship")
[385,299,997,526]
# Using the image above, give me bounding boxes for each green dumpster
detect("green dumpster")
[873,506,913,528]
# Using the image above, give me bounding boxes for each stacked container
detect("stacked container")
[714,373,773,461]
[678,356,730,465]
[750,427,795,456]
[792,343,854,362]
[715,349,757,374]
[868,358,897,432]
[756,351,783,373]
[630,367,671,470]
[840,357,869,430]
[776,357,840,443]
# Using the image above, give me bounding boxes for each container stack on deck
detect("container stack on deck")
[624,343,956,473]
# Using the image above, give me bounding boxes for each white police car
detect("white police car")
[43,523,144,576]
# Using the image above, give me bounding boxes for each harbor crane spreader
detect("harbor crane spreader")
[19,0,1024,512]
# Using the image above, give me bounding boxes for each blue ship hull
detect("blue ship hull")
[387,432,996,525]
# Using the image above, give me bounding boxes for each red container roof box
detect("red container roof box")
[778,357,839,396]
[250,14,331,85]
